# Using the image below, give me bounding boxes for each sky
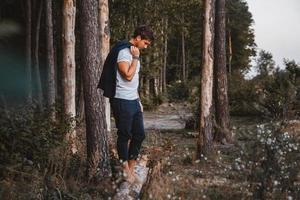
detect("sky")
[246,0,300,68]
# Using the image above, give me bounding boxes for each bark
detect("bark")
[181,25,186,83]
[77,75,85,122]
[99,0,111,132]
[140,77,144,98]
[62,0,77,154]
[197,0,215,157]
[228,21,232,76]
[214,0,231,143]
[45,0,56,112]
[145,78,150,97]
[153,44,159,97]
[25,0,32,104]
[144,56,151,98]
[154,77,159,97]
[159,69,163,94]
[80,0,111,180]
[34,0,43,109]
[163,18,168,92]
[114,156,149,199]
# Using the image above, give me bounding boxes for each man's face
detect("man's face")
[136,36,151,49]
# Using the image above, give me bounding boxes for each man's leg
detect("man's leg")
[111,99,136,182]
[128,103,145,175]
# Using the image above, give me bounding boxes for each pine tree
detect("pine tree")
[80,0,111,180]
[197,0,215,157]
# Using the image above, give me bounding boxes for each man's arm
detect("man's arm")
[118,46,140,81]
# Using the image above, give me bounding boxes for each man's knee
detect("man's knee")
[117,131,132,142]
[134,131,146,142]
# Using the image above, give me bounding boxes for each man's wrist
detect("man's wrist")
[132,55,140,60]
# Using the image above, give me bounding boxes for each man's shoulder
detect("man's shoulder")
[118,48,131,54]
[113,40,132,51]
[118,48,132,60]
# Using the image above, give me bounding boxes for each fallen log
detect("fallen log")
[113,155,149,200]
[139,160,162,199]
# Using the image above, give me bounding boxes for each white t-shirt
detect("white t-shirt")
[115,48,140,100]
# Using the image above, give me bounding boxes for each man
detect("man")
[98,25,154,183]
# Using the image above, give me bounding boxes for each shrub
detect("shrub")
[167,82,189,102]
[0,104,74,169]
[233,122,300,199]
[141,94,167,111]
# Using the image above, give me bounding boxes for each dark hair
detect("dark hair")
[133,25,154,41]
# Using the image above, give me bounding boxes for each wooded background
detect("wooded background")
[1,0,300,199]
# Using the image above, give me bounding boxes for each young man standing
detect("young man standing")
[98,25,154,183]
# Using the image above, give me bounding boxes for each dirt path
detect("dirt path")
[143,103,192,130]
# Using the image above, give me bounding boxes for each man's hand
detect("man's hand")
[139,101,143,112]
[130,46,140,57]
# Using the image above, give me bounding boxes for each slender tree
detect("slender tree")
[62,0,77,154]
[34,0,43,109]
[80,0,111,180]
[197,0,215,157]
[214,0,231,143]
[45,0,56,113]
[181,14,186,83]
[227,18,232,76]
[25,0,32,104]
[99,0,111,132]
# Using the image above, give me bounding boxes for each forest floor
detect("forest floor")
[138,103,299,199]
[1,103,299,199]
[138,103,257,200]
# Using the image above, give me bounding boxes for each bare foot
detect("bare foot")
[131,171,142,183]
[123,171,135,183]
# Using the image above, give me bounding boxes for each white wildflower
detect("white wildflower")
[287,196,293,200]
[267,138,272,145]
[293,145,298,151]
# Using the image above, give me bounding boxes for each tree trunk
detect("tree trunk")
[34,0,43,109]
[25,0,32,104]
[159,69,163,94]
[62,0,77,154]
[145,78,150,97]
[227,18,232,77]
[154,77,159,97]
[163,18,168,93]
[182,26,186,83]
[80,0,111,180]
[214,0,231,143]
[77,74,85,122]
[144,56,151,99]
[197,0,215,158]
[186,49,190,82]
[99,0,111,132]
[45,0,56,113]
